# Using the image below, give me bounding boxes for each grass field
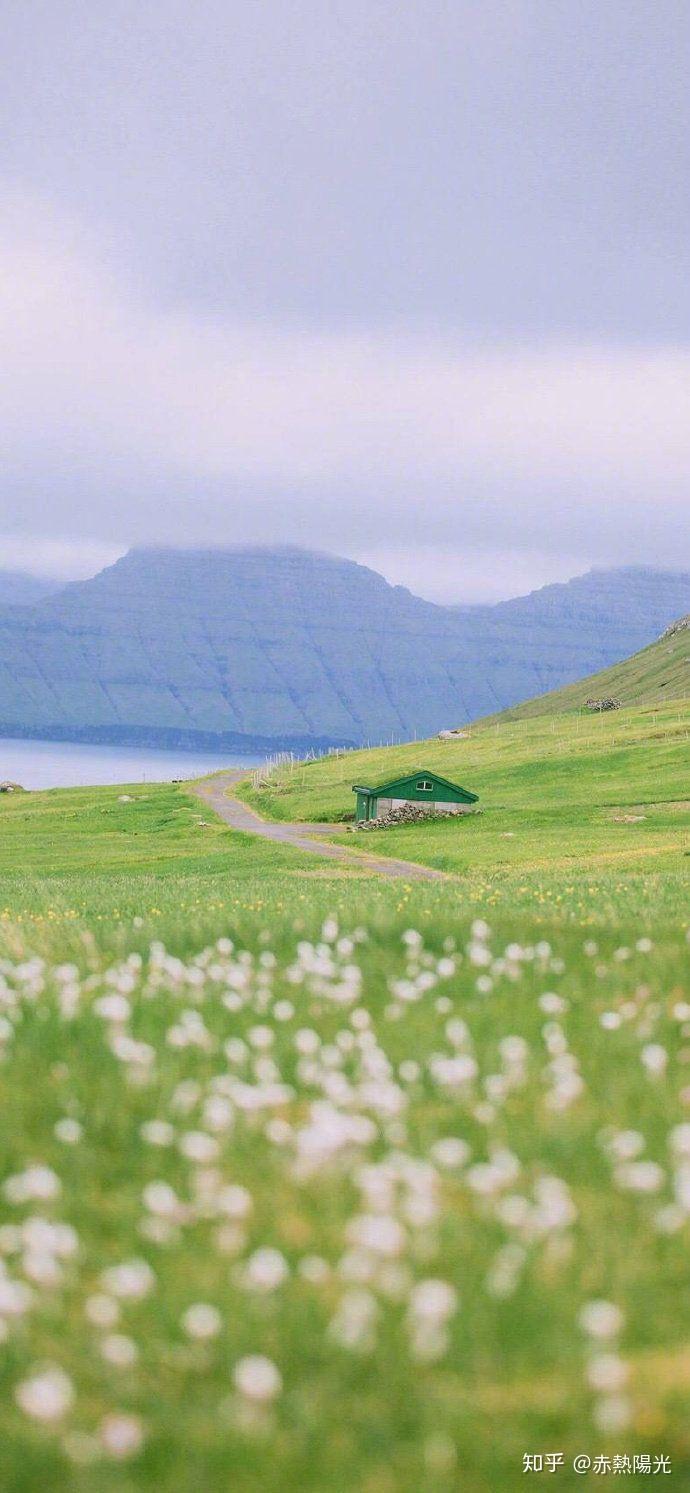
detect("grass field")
[240,702,690,929]
[0,699,688,1492]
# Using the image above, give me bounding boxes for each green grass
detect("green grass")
[0,704,688,1491]
[238,702,690,928]
[490,617,690,720]
[0,915,689,1492]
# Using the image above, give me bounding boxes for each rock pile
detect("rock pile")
[585,697,622,712]
[357,803,456,830]
[0,781,25,793]
[661,614,689,639]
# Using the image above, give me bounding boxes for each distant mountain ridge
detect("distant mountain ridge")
[0,571,59,607]
[0,547,688,751]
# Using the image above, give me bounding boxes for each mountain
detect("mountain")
[0,571,59,606]
[491,614,690,721]
[0,547,688,751]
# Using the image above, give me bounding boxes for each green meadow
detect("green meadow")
[0,699,688,1492]
[241,702,690,928]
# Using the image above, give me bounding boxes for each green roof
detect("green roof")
[352,769,478,802]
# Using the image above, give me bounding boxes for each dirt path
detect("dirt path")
[191,771,446,882]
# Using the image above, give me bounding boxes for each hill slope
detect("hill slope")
[0,547,689,750]
[492,614,690,721]
[0,570,59,606]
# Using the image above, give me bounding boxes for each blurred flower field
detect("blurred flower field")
[1,913,689,1491]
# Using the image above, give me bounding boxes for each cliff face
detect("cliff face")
[0,548,689,749]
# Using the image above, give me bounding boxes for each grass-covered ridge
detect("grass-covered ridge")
[491,616,690,721]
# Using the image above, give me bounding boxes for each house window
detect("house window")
[416,779,433,791]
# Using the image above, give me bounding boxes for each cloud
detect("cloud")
[0,200,688,598]
[0,533,123,581]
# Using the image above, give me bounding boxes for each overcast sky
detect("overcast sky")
[1,0,689,602]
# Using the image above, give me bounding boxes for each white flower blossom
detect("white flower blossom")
[16,1365,74,1421]
[233,1354,282,1402]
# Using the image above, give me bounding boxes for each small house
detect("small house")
[352,769,478,823]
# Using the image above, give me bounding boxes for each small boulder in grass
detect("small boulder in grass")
[118,794,133,803]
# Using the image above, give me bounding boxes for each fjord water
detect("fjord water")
[0,737,266,790]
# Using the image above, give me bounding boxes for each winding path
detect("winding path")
[191,771,446,882]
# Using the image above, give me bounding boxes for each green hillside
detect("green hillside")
[236,698,690,923]
[493,616,690,721]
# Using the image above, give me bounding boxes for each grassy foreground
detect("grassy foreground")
[0,702,688,1492]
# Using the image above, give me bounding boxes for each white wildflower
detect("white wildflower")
[0,1276,33,1316]
[179,1131,219,1164]
[615,1161,664,1194]
[244,1247,289,1292]
[100,1258,155,1301]
[430,1137,471,1169]
[100,1334,139,1368]
[641,1044,668,1077]
[329,1289,379,1352]
[16,1365,74,1421]
[182,1303,222,1340]
[140,1119,174,1147]
[346,1214,405,1257]
[233,1354,282,1402]
[85,1293,120,1327]
[578,1300,625,1340]
[93,994,131,1023]
[100,1412,145,1459]
[586,1353,629,1393]
[4,1165,61,1205]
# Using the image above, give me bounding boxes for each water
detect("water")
[0,737,267,791]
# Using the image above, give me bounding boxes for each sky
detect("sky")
[1,0,689,604]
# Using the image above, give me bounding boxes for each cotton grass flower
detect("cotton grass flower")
[100,1333,139,1367]
[243,1247,289,1292]
[4,1164,61,1204]
[641,1043,669,1077]
[614,1161,664,1193]
[100,1258,155,1301]
[15,1365,74,1421]
[99,1412,145,1459]
[85,1293,120,1327]
[182,1303,222,1340]
[0,1275,33,1317]
[578,1301,625,1340]
[329,1289,379,1353]
[406,1278,458,1362]
[586,1353,629,1393]
[233,1355,282,1402]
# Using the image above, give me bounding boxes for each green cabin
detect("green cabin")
[352,769,478,823]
